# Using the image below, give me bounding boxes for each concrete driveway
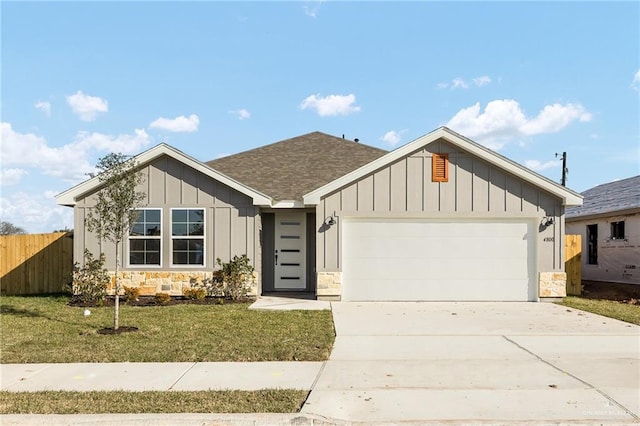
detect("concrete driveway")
[302,302,640,424]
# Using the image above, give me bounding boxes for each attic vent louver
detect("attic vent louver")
[432,153,449,182]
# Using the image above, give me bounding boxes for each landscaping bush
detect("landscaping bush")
[154,292,171,305]
[187,256,255,301]
[67,249,110,305]
[182,287,206,300]
[216,255,255,301]
[123,286,140,304]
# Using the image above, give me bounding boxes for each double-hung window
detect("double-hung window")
[171,208,205,266]
[129,209,162,266]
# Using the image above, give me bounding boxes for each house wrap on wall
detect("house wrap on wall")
[56,127,583,301]
[566,175,640,285]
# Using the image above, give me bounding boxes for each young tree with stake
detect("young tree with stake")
[86,153,145,330]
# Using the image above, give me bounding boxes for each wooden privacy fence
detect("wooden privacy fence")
[0,232,73,295]
[565,234,582,296]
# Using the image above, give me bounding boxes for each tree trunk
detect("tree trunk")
[114,240,120,330]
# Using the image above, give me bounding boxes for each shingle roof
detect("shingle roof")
[206,132,388,202]
[566,175,640,219]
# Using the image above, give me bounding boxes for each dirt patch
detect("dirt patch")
[68,295,255,308]
[580,280,640,305]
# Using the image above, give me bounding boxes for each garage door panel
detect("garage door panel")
[345,279,531,301]
[351,236,527,260]
[343,220,535,302]
[346,258,528,280]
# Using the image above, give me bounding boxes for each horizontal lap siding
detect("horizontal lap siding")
[317,139,564,273]
[74,155,260,275]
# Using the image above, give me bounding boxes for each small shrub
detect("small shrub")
[123,286,140,304]
[193,271,225,297]
[154,292,171,305]
[216,255,255,301]
[182,287,206,300]
[67,249,109,305]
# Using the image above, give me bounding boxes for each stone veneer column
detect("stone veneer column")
[538,272,567,300]
[316,271,342,301]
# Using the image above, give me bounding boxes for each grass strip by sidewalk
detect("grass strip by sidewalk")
[0,390,308,414]
[559,297,640,325]
[1,295,334,363]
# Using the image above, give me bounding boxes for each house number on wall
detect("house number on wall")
[543,237,555,242]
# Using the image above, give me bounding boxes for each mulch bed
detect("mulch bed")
[68,295,255,308]
[97,326,139,335]
[580,280,640,305]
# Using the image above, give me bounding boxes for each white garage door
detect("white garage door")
[342,219,536,301]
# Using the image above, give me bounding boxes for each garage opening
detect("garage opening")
[342,219,536,301]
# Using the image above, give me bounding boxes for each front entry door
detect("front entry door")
[274,211,306,290]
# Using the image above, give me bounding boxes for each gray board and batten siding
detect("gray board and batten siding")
[73,155,262,276]
[316,138,564,274]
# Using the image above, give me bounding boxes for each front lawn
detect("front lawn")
[0,295,334,363]
[559,296,640,325]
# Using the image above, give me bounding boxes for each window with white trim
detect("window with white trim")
[171,208,205,266]
[129,209,161,266]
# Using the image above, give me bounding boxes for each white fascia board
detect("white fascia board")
[271,200,305,208]
[304,127,583,207]
[55,143,272,207]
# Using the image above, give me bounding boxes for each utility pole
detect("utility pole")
[555,152,567,186]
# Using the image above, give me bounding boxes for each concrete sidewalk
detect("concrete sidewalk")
[1,361,324,392]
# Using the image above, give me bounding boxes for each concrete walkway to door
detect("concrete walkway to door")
[302,301,640,424]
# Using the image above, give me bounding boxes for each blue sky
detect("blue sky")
[1,1,639,233]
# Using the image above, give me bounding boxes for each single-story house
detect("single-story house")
[566,175,640,285]
[56,127,583,301]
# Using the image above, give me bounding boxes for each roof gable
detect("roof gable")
[566,175,640,219]
[55,143,271,207]
[304,127,583,206]
[206,132,387,202]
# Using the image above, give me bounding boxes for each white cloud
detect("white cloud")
[229,109,251,120]
[149,114,199,132]
[524,159,560,171]
[303,1,324,18]
[66,91,108,121]
[446,99,592,149]
[34,100,51,117]
[473,76,492,87]
[380,129,407,146]
[73,128,151,155]
[0,168,28,186]
[300,93,361,116]
[520,103,592,135]
[1,122,152,182]
[632,69,640,92]
[0,191,74,234]
[438,76,492,90]
[451,78,469,89]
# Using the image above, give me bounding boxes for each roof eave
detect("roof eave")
[55,143,272,207]
[566,207,640,222]
[304,127,584,207]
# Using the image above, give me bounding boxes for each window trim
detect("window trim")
[127,208,163,268]
[432,153,449,182]
[170,207,206,268]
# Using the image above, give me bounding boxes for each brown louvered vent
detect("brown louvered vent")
[432,153,449,182]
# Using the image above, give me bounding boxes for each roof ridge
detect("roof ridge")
[206,131,386,164]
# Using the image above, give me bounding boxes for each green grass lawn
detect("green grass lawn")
[0,390,308,414]
[0,295,335,363]
[559,296,640,325]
